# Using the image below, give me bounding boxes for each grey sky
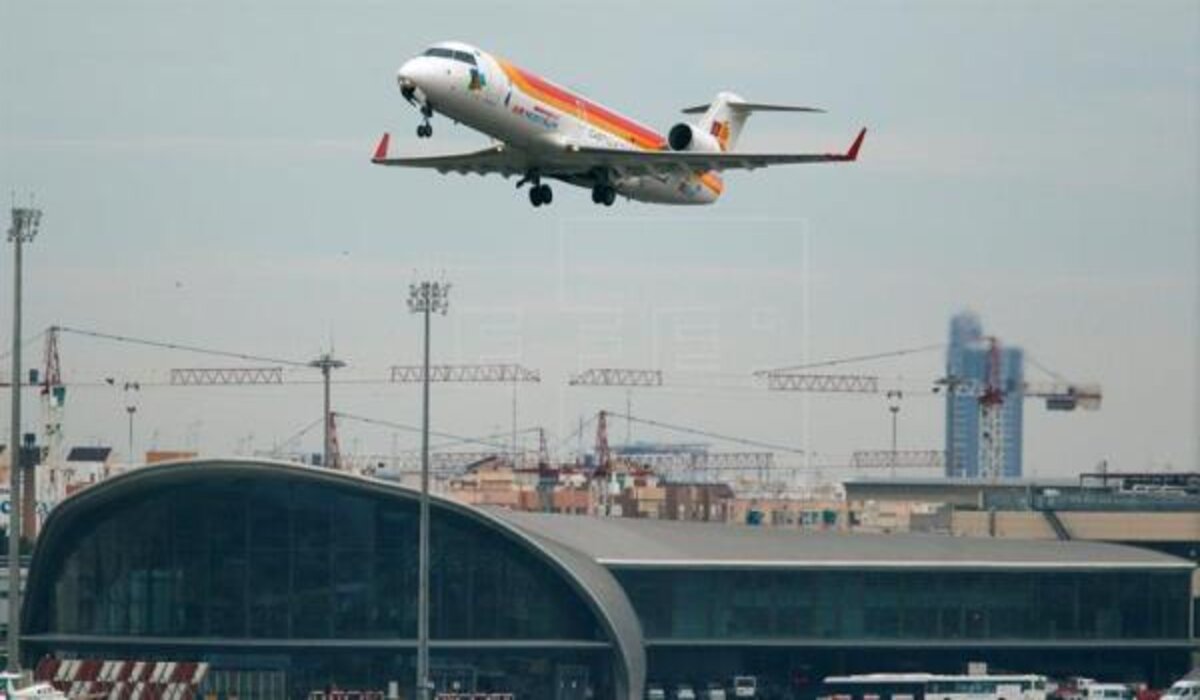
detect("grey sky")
[0,0,1196,477]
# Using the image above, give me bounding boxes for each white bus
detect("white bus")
[821,673,1049,700]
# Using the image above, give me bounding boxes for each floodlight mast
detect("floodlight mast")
[887,390,902,477]
[406,280,448,700]
[7,204,41,672]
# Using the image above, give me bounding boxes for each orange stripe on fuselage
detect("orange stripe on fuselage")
[496,57,722,197]
[498,58,665,150]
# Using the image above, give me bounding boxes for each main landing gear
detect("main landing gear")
[416,104,434,139]
[517,172,553,208]
[529,184,553,207]
[591,184,616,207]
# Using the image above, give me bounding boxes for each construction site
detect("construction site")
[0,309,1116,525]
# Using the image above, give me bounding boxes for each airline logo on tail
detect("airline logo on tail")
[709,120,732,150]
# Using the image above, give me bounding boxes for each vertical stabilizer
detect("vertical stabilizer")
[694,92,750,151]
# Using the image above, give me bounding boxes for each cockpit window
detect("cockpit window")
[423,47,478,66]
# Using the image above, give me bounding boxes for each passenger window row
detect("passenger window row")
[424,47,477,65]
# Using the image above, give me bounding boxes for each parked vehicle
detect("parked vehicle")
[704,682,728,700]
[674,685,697,700]
[1084,684,1133,700]
[646,683,667,700]
[1162,679,1200,700]
[821,672,1049,700]
[0,672,68,700]
[733,676,758,698]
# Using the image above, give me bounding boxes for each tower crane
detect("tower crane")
[40,328,66,501]
[977,336,1007,480]
[568,368,662,445]
[389,363,541,464]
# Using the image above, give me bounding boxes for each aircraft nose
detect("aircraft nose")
[397,59,418,91]
[397,57,435,93]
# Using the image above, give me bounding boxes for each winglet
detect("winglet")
[372,132,390,162]
[845,127,866,161]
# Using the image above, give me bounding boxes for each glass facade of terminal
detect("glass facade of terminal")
[25,477,615,699]
[615,568,1191,641]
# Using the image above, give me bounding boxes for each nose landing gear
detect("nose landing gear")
[416,104,434,138]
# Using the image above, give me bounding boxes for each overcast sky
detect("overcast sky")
[0,0,1196,480]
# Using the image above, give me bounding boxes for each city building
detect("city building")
[61,446,115,495]
[20,459,1196,699]
[843,475,1200,552]
[726,495,846,530]
[945,311,1025,479]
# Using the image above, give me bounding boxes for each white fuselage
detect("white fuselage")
[397,44,722,204]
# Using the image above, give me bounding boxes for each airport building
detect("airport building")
[20,460,1196,699]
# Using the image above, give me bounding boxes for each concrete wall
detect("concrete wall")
[952,510,1200,541]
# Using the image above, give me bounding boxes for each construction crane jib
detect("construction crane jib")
[765,373,879,393]
[170,367,285,385]
[390,364,541,383]
[569,368,663,387]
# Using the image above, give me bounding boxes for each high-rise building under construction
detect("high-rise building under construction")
[944,311,1025,478]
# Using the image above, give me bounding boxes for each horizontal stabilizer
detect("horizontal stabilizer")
[681,102,825,115]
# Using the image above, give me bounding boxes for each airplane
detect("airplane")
[371,40,866,208]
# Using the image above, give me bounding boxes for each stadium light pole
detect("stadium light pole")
[124,381,140,465]
[126,406,137,465]
[407,280,449,700]
[7,204,41,672]
[887,390,902,477]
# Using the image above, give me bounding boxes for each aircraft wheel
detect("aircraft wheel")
[591,187,602,204]
[417,124,432,138]
[539,184,553,205]
[602,187,616,206]
[529,187,541,207]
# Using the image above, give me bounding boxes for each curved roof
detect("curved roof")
[492,510,1194,570]
[25,459,645,700]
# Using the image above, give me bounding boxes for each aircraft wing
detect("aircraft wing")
[370,133,528,176]
[573,127,866,175]
[370,127,864,179]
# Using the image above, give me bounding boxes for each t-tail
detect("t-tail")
[672,92,826,152]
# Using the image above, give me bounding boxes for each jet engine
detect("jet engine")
[667,123,722,152]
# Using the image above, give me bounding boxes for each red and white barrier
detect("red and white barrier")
[34,658,209,700]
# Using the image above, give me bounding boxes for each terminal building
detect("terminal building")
[20,460,1197,699]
